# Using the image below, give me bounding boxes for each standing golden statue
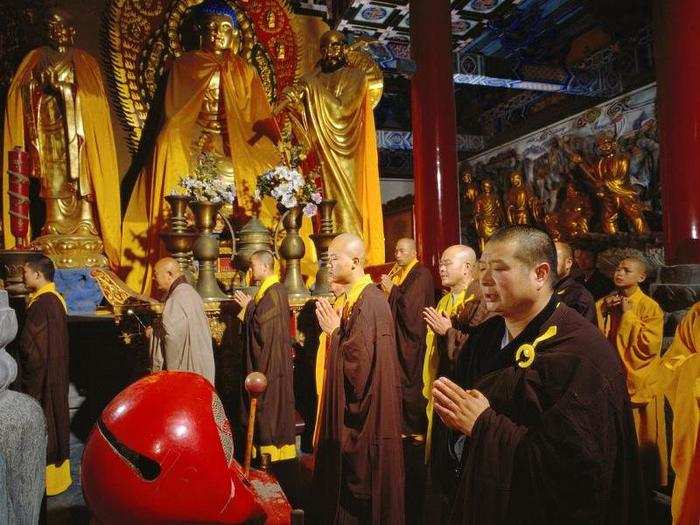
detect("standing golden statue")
[461,165,479,203]
[543,182,593,241]
[473,179,504,252]
[2,9,122,268]
[569,133,649,234]
[504,171,538,226]
[276,30,385,265]
[120,0,283,295]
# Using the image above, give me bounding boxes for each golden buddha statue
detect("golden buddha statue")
[2,9,122,268]
[461,166,479,203]
[277,30,385,265]
[504,171,534,226]
[559,183,593,238]
[570,133,649,234]
[120,0,283,295]
[474,179,504,252]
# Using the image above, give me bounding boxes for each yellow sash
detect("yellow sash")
[254,274,280,303]
[390,258,418,286]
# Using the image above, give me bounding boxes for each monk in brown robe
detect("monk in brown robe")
[553,241,595,322]
[380,238,434,523]
[314,233,404,524]
[233,250,296,465]
[433,226,645,524]
[18,255,71,496]
[147,258,215,384]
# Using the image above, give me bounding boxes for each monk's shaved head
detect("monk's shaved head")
[328,233,366,285]
[439,244,477,289]
[487,226,557,287]
[153,257,183,294]
[395,238,417,266]
[251,250,274,270]
[250,250,275,281]
[331,233,366,264]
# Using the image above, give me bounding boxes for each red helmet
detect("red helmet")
[82,371,285,524]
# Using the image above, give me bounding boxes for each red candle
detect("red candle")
[8,147,30,248]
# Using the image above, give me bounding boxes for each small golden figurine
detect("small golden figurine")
[569,133,649,234]
[559,183,593,238]
[504,171,534,226]
[474,179,504,252]
[461,165,479,203]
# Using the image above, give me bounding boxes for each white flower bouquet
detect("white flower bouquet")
[177,151,236,204]
[256,165,322,217]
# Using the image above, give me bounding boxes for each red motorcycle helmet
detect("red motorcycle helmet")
[82,371,280,524]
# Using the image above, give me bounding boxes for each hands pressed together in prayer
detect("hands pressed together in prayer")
[316,297,341,335]
[423,307,453,335]
[602,293,632,315]
[233,290,252,310]
[379,274,393,293]
[433,377,490,437]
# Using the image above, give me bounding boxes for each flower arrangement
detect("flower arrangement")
[256,165,322,217]
[176,151,236,204]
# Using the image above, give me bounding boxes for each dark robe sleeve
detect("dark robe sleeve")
[438,292,491,376]
[388,265,435,434]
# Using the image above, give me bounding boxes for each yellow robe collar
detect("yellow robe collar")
[29,282,67,312]
[254,274,280,303]
[391,259,419,286]
[343,274,374,314]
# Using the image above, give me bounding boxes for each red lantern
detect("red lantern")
[7,147,30,248]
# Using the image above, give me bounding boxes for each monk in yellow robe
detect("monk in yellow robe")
[279,31,385,265]
[2,9,121,267]
[121,2,283,295]
[596,255,667,488]
[644,301,700,524]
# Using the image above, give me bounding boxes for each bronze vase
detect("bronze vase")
[278,205,310,301]
[188,200,228,301]
[160,194,196,277]
[310,199,337,296]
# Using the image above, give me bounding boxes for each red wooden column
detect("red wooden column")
[654,0,700,264]
[409,0,461,274]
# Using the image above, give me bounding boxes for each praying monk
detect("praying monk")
[380,238,435,439]
[422,244,489,461]
[434,226,645,524]
[233,250,296,464]
[314,233,404,524]
[17,255,71,496]
[147,257,215,384]
[121,0,284,294]
[553,241,595,322]
[596,254,667,489]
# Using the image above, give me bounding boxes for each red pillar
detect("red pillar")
[410,0,460,274]
[654,0,700,264]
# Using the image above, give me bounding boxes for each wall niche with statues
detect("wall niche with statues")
[459,83,660,257]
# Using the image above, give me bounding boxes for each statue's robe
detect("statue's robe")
[423,280,489,460]
[575,269,614,301]
[17,284,71,496]
[2,47,122,266]
[301,65,385,265]
[596,287,668,488]
[643,301,700,523]
[443,298,646,524]
[313,276,404,524]
[150,276,215,384]
[241,276,296,461]
[121,50,287,295]
[387,260,435,436]
[554,274,595,322]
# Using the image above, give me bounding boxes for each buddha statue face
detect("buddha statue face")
[319,31,347,72]
[46,10,76,51]
[510,172,523,187]
[482,180,494,194]
[461,167,473,185]
[596,133,616,156]
[200,13,238,55]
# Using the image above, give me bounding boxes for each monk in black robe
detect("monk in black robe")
[18,255,71,496]
[433,227,646,525]
[314,233,404,525]
[554,241,595,322]
[233,250,296,493]
[573,246,614,300]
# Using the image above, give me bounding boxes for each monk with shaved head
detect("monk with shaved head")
[554,241,595,322]
[313,233,405,524]
[433,227,645,524]
[147,257,215,383]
